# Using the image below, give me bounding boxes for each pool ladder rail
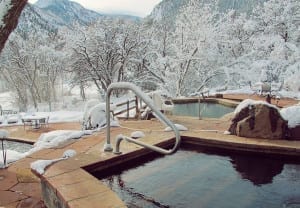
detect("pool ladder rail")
[103,82,181,155]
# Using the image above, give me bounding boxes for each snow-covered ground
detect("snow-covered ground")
[0,87,129,168]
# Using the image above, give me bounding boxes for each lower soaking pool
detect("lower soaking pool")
[94,146,300,208]
[173,102,234,118]
[1,140,33,153]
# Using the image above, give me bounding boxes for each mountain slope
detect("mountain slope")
[15,4,59,39]
[35,0,103,26]
[147,0,267,23]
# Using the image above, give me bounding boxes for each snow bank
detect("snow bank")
[29,130,88,154]
[131,131,145,139]
[164,124,188,131]
[46,111,83,123]
[30,159,61,175]
[280,105,300,128]
[1,130,90,168]
[31,149,77,175]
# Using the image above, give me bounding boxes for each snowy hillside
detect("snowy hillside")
[34,0,103,26]
[15,4,59,38]
[147,0,267,23]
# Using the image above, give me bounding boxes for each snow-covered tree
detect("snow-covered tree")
[69,18,141,95]
[250,0,300,87]
[0,31,66,110]
[160,0,224,96]
[216,0,299,90]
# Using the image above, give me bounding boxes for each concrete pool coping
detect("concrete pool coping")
[2,116,296,208]
[35,124,300,208]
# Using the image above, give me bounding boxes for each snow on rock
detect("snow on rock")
[31,149,77,175]
[131,131,145,139]
[0,129,8,138]
[164,124,188,131]
[280,105,300,128]
[234,99,278,115]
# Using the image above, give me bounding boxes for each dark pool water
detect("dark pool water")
[1,140,32,153]
[97,147,300,208]
[173,102,234,118]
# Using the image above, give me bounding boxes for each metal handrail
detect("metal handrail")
[103,82,181,155]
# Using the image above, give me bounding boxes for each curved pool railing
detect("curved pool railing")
[103,82,181,155]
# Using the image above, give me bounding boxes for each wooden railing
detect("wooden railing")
[113,96,143,119]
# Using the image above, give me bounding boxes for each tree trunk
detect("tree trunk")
[80,83,86,101]
[0,0,28,53]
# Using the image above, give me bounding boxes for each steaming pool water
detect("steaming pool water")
[173,102,234,118]
[93,145,300,208]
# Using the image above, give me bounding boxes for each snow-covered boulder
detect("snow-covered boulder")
[228,99,288,139]
[82,102,118,130]
[87,103,107,129]
[83,99,100,122]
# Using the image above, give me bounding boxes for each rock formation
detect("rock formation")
[229,103,288,139]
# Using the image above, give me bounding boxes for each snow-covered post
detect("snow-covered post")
[0,0,27,53]
[198,97,201,120]
[135,96,139,119]
[126,99,130,119]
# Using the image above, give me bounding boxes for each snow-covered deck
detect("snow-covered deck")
[1,113,300,207]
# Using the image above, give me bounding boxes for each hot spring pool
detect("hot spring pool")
[173,102,234,118]
[1,140,33,153]
[94,146,300,208]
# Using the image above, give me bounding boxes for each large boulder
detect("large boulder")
[229,99,288,139]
